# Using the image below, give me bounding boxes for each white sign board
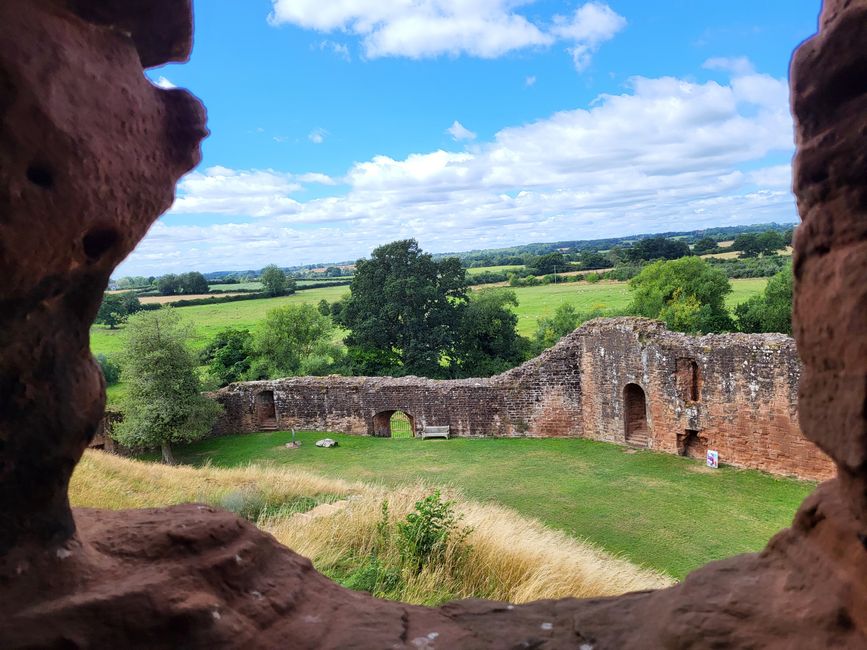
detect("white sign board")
[706,450,719,469]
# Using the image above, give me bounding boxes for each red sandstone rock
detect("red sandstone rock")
[2,0,867,648]
[0,0,206,552]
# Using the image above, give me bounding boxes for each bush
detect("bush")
[396,490,472,573]
[585,272,601,283]
[96,353,121,385]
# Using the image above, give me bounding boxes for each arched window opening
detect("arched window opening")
[372,410,416,438]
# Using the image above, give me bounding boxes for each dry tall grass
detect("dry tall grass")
[71,451,672,604]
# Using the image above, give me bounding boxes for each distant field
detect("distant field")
[92,279,768,356]
[138,292,252,304]
[500,278,767,337]
[466,265,524,275]
[209,281,263,291]
[91,284,350,357]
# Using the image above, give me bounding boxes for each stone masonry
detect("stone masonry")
[213,317,833,481]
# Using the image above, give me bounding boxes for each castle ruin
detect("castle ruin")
[214,318,832,480]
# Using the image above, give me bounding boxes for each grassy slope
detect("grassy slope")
[72,451,670,604]
[165,431,812,580]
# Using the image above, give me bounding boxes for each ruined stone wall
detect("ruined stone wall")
[213,317,833,480]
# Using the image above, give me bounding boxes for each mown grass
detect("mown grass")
[72,451,670,604]
[162,430,813,579]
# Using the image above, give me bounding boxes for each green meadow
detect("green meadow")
[91,278,768,356]
[163,430,813,579]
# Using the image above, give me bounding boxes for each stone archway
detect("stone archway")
[623,383,649,447]
[255,390,277,431]
[372,410,416,437]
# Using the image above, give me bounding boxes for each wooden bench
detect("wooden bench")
[419,425,450,440]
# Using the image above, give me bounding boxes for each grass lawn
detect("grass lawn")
[165,430,813,579]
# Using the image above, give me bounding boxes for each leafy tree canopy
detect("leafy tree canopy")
[260,264,295,297]
[625,237,691,263]
[339,239,467,377]
[735,263,793,334]
[454,289,529,377]
[200,327,255,387]
[253,303,340,377]
[95,292,142,328]
[629,257,733,333]
[114,309,221,464]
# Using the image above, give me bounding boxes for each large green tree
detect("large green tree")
[339,239,467,377]
[629,257,733,333]
[454,289,528,377]
[734,264,793,334]
[114,309,222,464]
[626,237,691,263]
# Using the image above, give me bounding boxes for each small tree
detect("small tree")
[629,257,733,333]
[95,292,141,329]
[260,264,288,297]
[534,303,580,350]
[735,264,793,334]
[253,303,337,377]
[200,327,255,387]
[115,309,221,464]
[179,271,209,294]
[692,237,718,254]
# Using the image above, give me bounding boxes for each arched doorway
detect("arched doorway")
[255,390,277,431]
[372,410,415,438]
[623,383,649,447]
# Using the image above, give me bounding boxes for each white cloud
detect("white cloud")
[703,56,755,76]
[308,128,329,144]
[317,40,351,61]
[525,75,537,87]
[154,76,177,89]
[447,120,477,142]
[268,1,624,70]
[552,2,627,71]
[118,65,797,275]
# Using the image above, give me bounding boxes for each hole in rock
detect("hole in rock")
[26,164,53,188]
[82,228,119,262]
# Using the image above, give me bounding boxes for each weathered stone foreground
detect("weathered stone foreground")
[215,318,832,480]
[1,0,866,647]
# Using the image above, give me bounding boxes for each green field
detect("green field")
[466,265,524,275]
[91,278,768,355]
[208,281,263,291]
[91,284,350,356]
[164,430,813,579]
[505,278,767,336]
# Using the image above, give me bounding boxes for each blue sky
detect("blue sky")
[121,0,820,276]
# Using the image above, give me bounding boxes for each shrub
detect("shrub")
[96,353,121,385]
[396,490,472,573]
